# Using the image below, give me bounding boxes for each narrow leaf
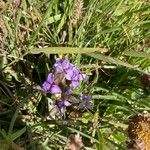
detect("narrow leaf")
[123,50,150,58]
[10,127,26,141]
[96,129,105,150]
[86,53,148,74]
[30,47,107,54]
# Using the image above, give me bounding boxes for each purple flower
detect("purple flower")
[79,95,92,110]
[42,58,86,94]
[66,66,86,88]
[53,58,86,88]
[53,99,71,114]
[53,58,73,74]
[42,73,62,94]
[65,87,72,95]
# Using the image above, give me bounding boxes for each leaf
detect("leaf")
[37,95,49,116]
[93,95,117,100]
[56,2,68,35]
[96,129,105,150]
[123,50,150,58]
[86,53,147,74]
[56,12,67,35]
[0,130,9,142]
[28,0,55,47]
[30,47,107,54]
[46,14,61,25]
[10,127,26,141]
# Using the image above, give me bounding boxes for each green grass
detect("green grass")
[0,0,150,149]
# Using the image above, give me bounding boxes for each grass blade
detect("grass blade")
[30,47,107,54]
[10,127,26,141]
[123,50,150,58]
[86,53,148,74]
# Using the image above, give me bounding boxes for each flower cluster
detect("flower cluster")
[42,58,92,115]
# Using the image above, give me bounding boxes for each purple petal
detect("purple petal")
[60,107,65,113]
[54,58,71,71]
[72,75,79,81]
[55,58,63,65]
[42,81,51,92]
[66,69,74,80]
[72,80,79,88]
[54,66,63,74]
[72,67,80,80]
[79,94,92,110]
[80,94,84,99]
[73,66,79,73]
[62,59,71,70]
[87,95,92,100]
[47,73,54,83]
[79,74,86,80]
[65,88,72,95]
[50,84,62,94]
[78,103,83,109]
[87,102,92,110]
[64,100,71,106]
[78,101,92,110]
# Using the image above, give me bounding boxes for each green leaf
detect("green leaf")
[37,95,49,116]
[86,53,147,74]
[123,50,150,58]
[28,0,55,47]
[96,129,105,150]
[30,47,107,54]
[46,14,61,25]
[10,127,26,141]
[0,130,9,142]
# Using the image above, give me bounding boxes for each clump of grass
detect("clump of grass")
[0,0,150,149]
